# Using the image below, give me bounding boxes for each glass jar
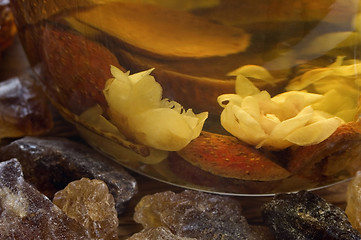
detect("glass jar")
[0,0,16,56]
[10,0,361,195]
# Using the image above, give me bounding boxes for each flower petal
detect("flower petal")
[104,66,208,151]
[285,68,333,91]
[130,108,206,151]
[235,75,260,97]
[241,95,261,120]
[221,104,266,145]
[285,117,342,146]
[129,73,163,112]
[217,94,244,108]
[228,65,275,85]
[268,106,313,140]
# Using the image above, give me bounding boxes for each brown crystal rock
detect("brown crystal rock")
[127,227,196,240]
[345,171,361,232]
[134,190,257,240]
[0,136,138,215]
[263,190,361,240]
[0,72,53,140]
[0,158,89,239]
[53,177,119,240]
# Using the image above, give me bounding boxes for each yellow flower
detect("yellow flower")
[286,56,361,122]
[103,66,208,151]
[218,68,343,150]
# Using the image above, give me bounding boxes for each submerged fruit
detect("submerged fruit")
[177,131,290,181]
[287,121,361,179]
[75,2,250,59]
[41,25,123,114]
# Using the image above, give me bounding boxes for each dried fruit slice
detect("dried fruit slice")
[177,131,290,181]
[75,2,250,59]
[287,121,361,179]
[41,25,124,114]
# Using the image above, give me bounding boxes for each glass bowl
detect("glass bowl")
[10,0,361,196]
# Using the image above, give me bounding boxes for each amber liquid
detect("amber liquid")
[10,0,361,195]
[11,0,359,111]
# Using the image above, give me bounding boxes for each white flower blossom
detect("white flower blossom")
[103,66,208,151]
[218,66,344,150]
[286,56,361,122]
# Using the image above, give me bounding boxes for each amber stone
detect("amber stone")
[0,73,53,140]
[0,158,89,239]
[263,190,361,239]
[0,136,138,215]
[346,171,361,232]
[127,227,196,240]
[53,177,119,239]
[134,190,257,240]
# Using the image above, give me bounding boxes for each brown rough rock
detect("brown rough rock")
[263,190,361,240]
[345,171,361,232]
[0,136,138,215]
[134,190,257,240]
[0,159,89,239]
[53,177,119,240]
[127,227,196,240]
[0,73,53,140]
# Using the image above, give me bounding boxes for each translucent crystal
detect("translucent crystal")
[263,190,361,239]
[53,177,119,239]
[0,136,137,215]
[127,227,196,240]
[346,171,361,232]
[0,159,89,239]
[0,73,53,140]
[134,190,257,240]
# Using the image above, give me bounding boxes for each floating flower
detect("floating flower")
[218,66,344,150]
[103,66,208,151]
[286,56,361,122]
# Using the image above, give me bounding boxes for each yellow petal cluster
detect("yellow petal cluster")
[218,66,344,150]
[103,66,208,151]
[286,56,361,122]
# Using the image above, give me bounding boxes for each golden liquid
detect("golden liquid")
[10,0,361,195]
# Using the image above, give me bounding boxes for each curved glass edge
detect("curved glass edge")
[74,121,353,197]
